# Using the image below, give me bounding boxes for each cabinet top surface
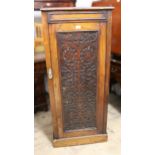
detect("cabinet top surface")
[41,7,114,11]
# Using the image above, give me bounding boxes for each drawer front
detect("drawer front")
[48,21,107,138]
[48,12,108,23]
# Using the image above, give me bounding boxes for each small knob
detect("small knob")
[48,68,53,79]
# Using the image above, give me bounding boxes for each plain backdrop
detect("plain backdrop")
[76,0,98,7]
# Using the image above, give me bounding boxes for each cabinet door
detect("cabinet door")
[48,22,107,138]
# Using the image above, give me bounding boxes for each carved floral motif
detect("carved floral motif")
[57,31,99,131]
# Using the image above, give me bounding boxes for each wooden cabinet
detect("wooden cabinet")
[34,53,48,113]
[34,0,76,10]
[41,7,113,147]
[92,0,121,55]
[92,1,121,87]
[111,55,121,84]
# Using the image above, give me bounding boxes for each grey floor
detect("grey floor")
[34,93,121,155]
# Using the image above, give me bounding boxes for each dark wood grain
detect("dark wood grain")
[41,7,113,147]
[34,55,48,113]
[57,31,98,131]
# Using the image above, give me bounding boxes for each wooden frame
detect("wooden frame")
[41,7,113,147]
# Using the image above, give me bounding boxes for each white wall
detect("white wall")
[76,0,98,7]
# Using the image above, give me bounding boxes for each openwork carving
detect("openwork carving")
[57,31,99,131]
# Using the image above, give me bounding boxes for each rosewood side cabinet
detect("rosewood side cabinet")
[41,7,113,147]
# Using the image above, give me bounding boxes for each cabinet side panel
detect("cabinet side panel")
[57,31,99,131]
[103,12,112,132]
[41,12,59,138]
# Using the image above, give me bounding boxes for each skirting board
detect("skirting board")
[53,134,108,147]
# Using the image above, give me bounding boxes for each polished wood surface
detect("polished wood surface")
[34,53,48,113]
[53,134,108,147]
[34,0,76,10]
[92,0,121,55]
[41,7,113,147]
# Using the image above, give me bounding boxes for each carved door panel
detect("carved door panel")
[48,22,107,138]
